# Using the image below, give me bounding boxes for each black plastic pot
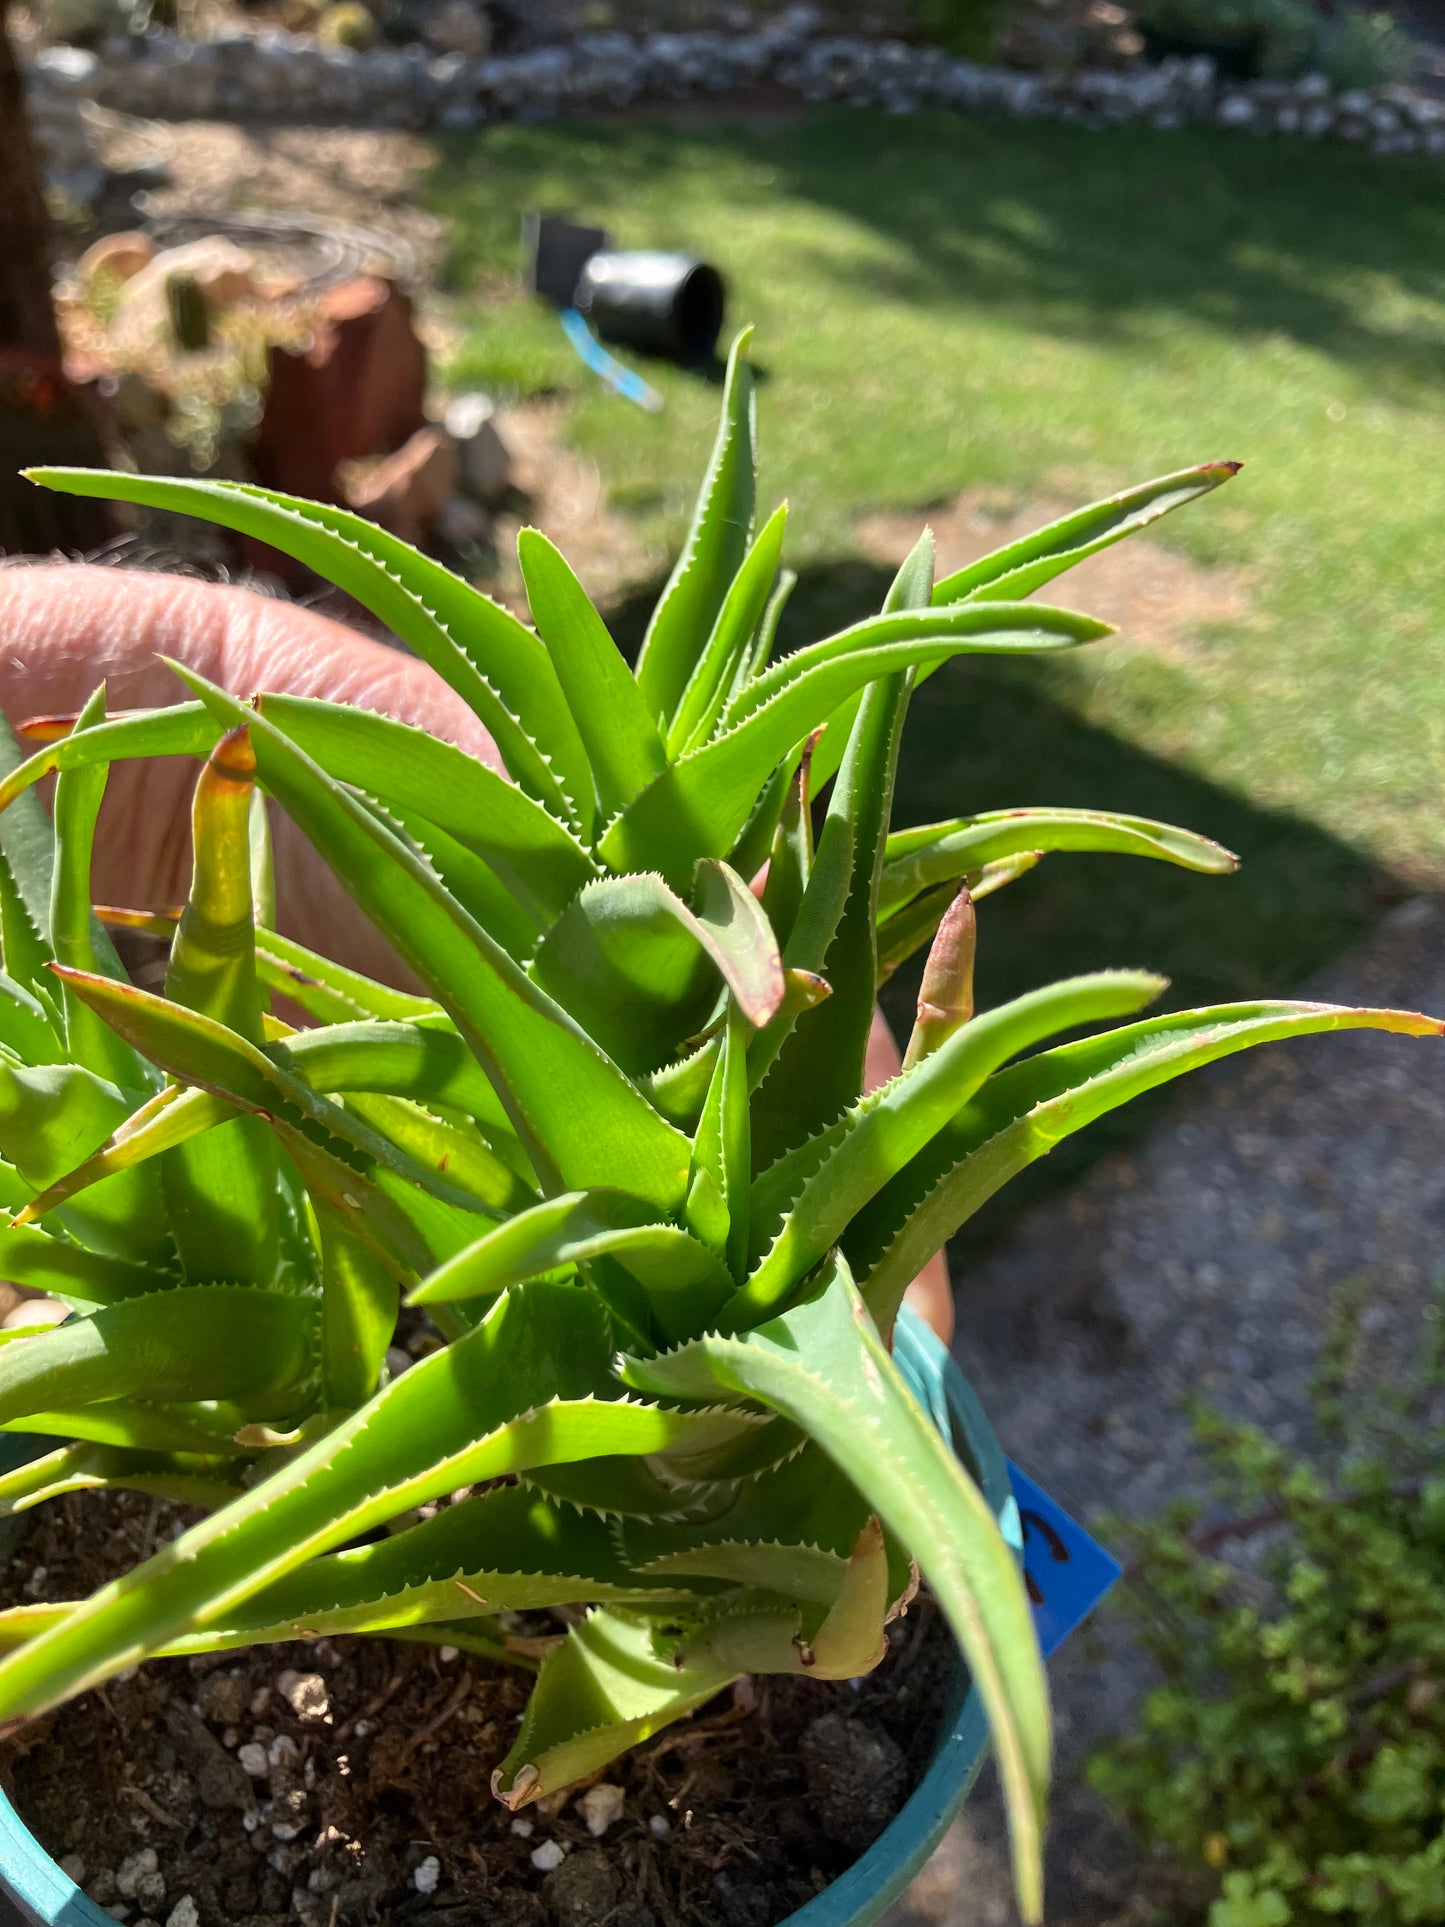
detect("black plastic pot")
[1139,22,1264,76]
[575,251,726,364]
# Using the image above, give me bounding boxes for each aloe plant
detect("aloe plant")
[0,334,1437,1922]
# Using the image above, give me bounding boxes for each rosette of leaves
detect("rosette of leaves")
[0,334,1437,1920]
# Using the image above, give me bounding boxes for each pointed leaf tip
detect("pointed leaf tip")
[15,715,77,744]
[210,725,256,783]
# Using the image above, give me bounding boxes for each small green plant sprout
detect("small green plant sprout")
[0,334,1438,1921]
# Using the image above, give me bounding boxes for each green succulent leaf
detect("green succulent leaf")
[258,695,598,924]
[666,1521,893,1680]
[377,799,544,962]
[494,1607,738,1809]
[0,725,61,1026]
[748,535,933,1168]
[163,727,279,1288]
[45,967,490,1276]
[620,1252,1049,1922]
[0,1057,169,1266]
[933,461,1241,604]
[2,1400,262,1455]
[0,1282,724,1723]
[213,1482,684,1646]
[852,1000,1445,1331]
[251,928,442,1026]
[876,856,1042,982]
[636,327,757,729]
[518,528,667,823]
[0,1444,245,1518]
[0,705,219,817]
[671,502,789,755]
[528,861,783,1075]
[735,564,796,697]
[47,688,148,1093]
[0,971,65,1066]
[26,469,594,828]
[0,1221,169,1306]
[315,1203,397,1410]
[686,1000,751,1283]
[0,1284,315,1429]
[739,970,1166,1319]
[408,1188,733,1344]
[623,1440,879,1599]
[167,664,691,1213]
[880,807,1237,916]
[604,602,1106,889]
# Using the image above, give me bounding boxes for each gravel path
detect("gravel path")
[888,893,1445,1925]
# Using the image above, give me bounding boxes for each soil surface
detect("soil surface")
[0,1491,952,1927]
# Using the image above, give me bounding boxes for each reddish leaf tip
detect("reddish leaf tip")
[16,713,78,743]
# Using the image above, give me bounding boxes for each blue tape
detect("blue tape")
[559,308,664,413]
[1006,1460,1122,1659]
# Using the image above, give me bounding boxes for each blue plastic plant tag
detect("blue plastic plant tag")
[1006,1461,1122,1660]
[559,308,664,413]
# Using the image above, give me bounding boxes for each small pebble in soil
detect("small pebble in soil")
[237,1742,268,1778]
[541,1846,619,1927]
[579,1782,625,1837]
[648,1814,671,1839]
[510,1816,535,1837]
[530,1839,566,1872]
[195,1670,250,1727]
[276,1669,330,1722]
[413,1854,441,1895]
[438,1644,459,1663]
[384,1345,412,1379]
[58,1854,85,1882]
[165,1900,199,1927]
[268,1733,301,1770]
[800,1711,907,1847]
[115,1849,160,1900]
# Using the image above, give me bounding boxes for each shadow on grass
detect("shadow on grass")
[438,110,1445,402]
[611,556,1409,1239]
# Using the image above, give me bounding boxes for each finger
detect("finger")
[0,564,500,979]
[866,1004,955,1344]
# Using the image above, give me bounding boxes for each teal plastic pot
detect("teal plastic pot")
[0,1310,1017,1927]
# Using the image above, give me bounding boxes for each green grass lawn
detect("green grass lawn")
[426,110,1445,1059]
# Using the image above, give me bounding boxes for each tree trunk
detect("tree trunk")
[0,1,112,555]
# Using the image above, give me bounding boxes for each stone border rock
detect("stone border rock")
[24,4,1445,206]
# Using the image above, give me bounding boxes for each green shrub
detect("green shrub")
[1090,1283,1445,1927]
[1310,10,1415,91]
[913,0,1006,60]
[1135,0,1414,86]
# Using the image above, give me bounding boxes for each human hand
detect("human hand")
[0,562,953,1339]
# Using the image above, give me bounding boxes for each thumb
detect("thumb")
[0,563,500,981]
